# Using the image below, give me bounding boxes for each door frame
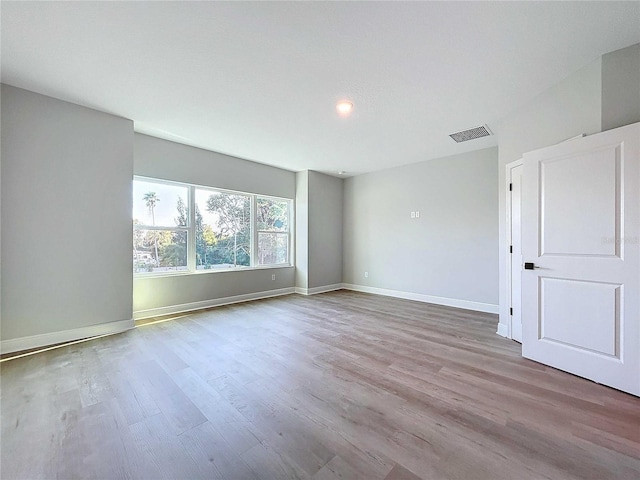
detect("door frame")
[505,159,523,340]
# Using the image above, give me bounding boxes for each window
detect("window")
[133,179,189,273]
[257,196,290,265]
[133,177,292,275]
[195,189,251,270]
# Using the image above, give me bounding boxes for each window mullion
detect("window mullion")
[251,195,258,267]
[289,199,294,266]
[188,185,197,272]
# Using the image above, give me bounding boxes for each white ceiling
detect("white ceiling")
[2,2,639,176]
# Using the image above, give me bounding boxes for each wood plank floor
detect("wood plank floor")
[1,291,639,479]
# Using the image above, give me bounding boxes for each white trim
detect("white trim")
[502,159,524,340]
[496,323,509,337]
[133,287,295,320]
[295,284,343,296]
[341,283,499,314]
[251,194,258,267]
[134,264,294,279]
[0,318,134,355]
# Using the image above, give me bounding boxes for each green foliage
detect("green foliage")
[257,198,289,264]
[205,193,251,267]
[257,197,288,231]
[161,242,187,268]
[143,191,160,265]
[175,196,188,227]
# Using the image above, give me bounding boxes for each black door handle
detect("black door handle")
[524,262,537,270]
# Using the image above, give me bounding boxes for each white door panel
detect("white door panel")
[540,146,620,257]
[539,277,619,356]
[522,122,639,396]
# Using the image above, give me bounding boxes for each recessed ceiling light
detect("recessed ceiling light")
[338,171,346,175]
[336,101,353,115]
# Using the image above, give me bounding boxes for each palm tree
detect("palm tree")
[143,192,160,265]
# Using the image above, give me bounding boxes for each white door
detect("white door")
[509,164,523,343]
[522,122,640,396]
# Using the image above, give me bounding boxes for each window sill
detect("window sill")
[134,264,294,279]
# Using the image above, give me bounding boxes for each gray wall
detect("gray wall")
[343,147,499,307]
[134,268,294,315]
[602,43,640,132]
[133,133,296,316]
[295,170,343,291]
[135,134,294,198]
[496,43,640,335]
[1,85,134,341]
[295,171,309,289]
[496,58,603,167]
[0,85,3,336]
[308,171,343,289]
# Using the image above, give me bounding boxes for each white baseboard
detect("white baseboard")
[133,287,296,320]
[0,318,134,355]
[496,322,509,338]
[295,283,343,296]
[341,283,499,314]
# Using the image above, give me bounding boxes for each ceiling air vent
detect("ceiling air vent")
[449,125,492,143]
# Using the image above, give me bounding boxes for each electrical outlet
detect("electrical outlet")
[271,274,276,281]
[364,271,369,278]
[415,211,420,218]
[410,211,416,218]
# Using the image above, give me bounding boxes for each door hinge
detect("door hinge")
[509,183,512,191]
[510,307,513,316]
[510,245,513,253]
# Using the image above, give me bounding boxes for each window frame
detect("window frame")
[194,185,253,271]
[133,176,294,277]
[255,195,292,267]
[133,177,191,274]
